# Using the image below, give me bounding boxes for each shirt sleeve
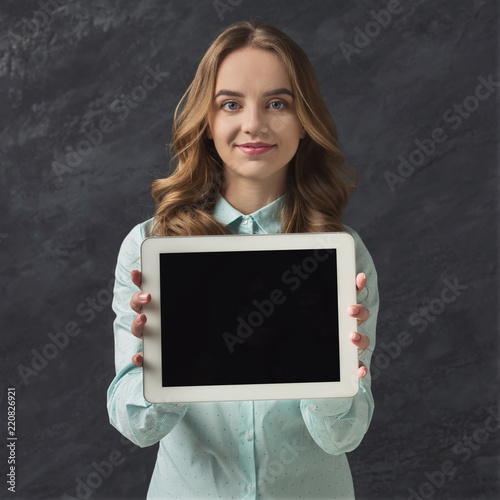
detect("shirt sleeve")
[106,220,188,448]
[300,226,379,455]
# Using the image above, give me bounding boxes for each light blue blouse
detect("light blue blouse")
[107,192,379,499]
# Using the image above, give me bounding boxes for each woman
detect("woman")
[107,20,378,499]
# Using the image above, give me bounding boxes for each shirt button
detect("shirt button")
[247,484,254,493]
[245,430,253,441]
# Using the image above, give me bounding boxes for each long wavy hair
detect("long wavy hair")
[150,20,358,237]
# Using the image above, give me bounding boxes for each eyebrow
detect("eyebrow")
[213,88,294,99]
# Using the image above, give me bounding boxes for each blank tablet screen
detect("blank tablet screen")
[159,248,339,387]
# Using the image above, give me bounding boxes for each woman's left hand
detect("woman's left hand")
[347,272,371,379]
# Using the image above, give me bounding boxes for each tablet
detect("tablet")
[141,232,358,403]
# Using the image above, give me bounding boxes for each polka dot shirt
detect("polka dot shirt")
[107,193,379,499]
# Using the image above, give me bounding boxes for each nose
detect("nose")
[242,104,268,136]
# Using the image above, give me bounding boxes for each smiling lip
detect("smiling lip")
[237,142,275,155]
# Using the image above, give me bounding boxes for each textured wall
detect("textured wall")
[0,0,498,499]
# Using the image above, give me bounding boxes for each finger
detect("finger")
[130,290,151,315]
[131,313,147,338]
[131,270,142,289]
[132,352,143,367]
[358,361,367,379]
[356,272,366,297]
[350,331,370,350]
[347,304,370,326]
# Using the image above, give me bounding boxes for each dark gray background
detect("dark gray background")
[1,0,498,499]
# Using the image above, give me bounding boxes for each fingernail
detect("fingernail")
[351,331,360,341]
[348,306,359,315]
[139,292,149,301]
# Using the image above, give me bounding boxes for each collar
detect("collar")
[213,192,287,234]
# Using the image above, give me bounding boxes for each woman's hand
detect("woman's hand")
[130,270,150,367]
[347,272,371,379]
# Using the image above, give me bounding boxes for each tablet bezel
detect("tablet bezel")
[141,232,358,403]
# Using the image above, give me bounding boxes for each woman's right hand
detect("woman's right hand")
[130,270,150,367]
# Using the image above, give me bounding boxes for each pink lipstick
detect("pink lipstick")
[237,142,275,155]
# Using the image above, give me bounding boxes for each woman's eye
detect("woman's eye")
[269,101,287,110]
[221,101,240,111]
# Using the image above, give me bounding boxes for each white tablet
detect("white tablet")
[141,232,358,403]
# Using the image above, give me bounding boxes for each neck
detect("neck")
[221,167,288,215]
[222,182,286,215]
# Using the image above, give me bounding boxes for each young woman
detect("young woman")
[107,20,378,499]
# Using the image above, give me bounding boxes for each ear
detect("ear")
[206,125,213,140]
[300,126,306,139]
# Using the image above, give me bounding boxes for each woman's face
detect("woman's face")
[207,47,305,192]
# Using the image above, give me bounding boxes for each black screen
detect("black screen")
[159,248,339,387]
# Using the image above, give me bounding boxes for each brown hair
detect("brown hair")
[150,20,358,237]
